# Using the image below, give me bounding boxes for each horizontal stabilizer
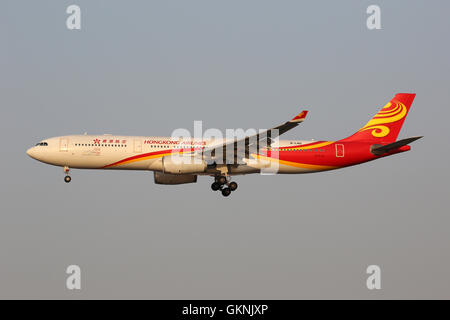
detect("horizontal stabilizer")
[370,136,423,156]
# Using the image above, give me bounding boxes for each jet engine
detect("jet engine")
[154,172,197,185]
[161,155,207,174]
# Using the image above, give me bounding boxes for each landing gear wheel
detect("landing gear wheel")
[221,187,231,197]
[229,181,238,191]
[64,175,72,183]
[217,175,227,185]
[211,182,221,191]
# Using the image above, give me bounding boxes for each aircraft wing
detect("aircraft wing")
[197,110,308,163]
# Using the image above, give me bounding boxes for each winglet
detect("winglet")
[290,110,308,123]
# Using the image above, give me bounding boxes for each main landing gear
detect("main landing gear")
[64,166,72,183]
[211,175,238,197]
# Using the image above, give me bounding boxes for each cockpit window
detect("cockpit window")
[35,142,48,146]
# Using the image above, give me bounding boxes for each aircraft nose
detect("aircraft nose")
[26,147,37,159]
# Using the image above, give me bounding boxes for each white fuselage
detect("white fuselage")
[26,134,317,175]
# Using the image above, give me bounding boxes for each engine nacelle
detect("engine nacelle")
[162,156,207,174]
[154,172,197,185]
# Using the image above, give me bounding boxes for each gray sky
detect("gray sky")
[0,0,449,299]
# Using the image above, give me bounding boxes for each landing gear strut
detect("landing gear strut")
[211,175,238,197]
[64,166,71,183]
[214,175,227,185]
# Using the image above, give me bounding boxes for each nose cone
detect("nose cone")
[26,147,38,159]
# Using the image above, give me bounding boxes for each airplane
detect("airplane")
[26,93,422,197]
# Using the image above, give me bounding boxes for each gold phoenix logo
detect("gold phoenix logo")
[359,101,407,138]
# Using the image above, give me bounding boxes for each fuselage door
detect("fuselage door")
[335,144,344,157]
[134,139,142,153]
[59,138,68,152]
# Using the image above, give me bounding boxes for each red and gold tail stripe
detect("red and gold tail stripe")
[358,100,407,138]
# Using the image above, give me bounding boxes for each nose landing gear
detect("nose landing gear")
[211,175,238,197]
[64,166,71,183]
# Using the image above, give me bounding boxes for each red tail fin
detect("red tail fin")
[342,93,416,143]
